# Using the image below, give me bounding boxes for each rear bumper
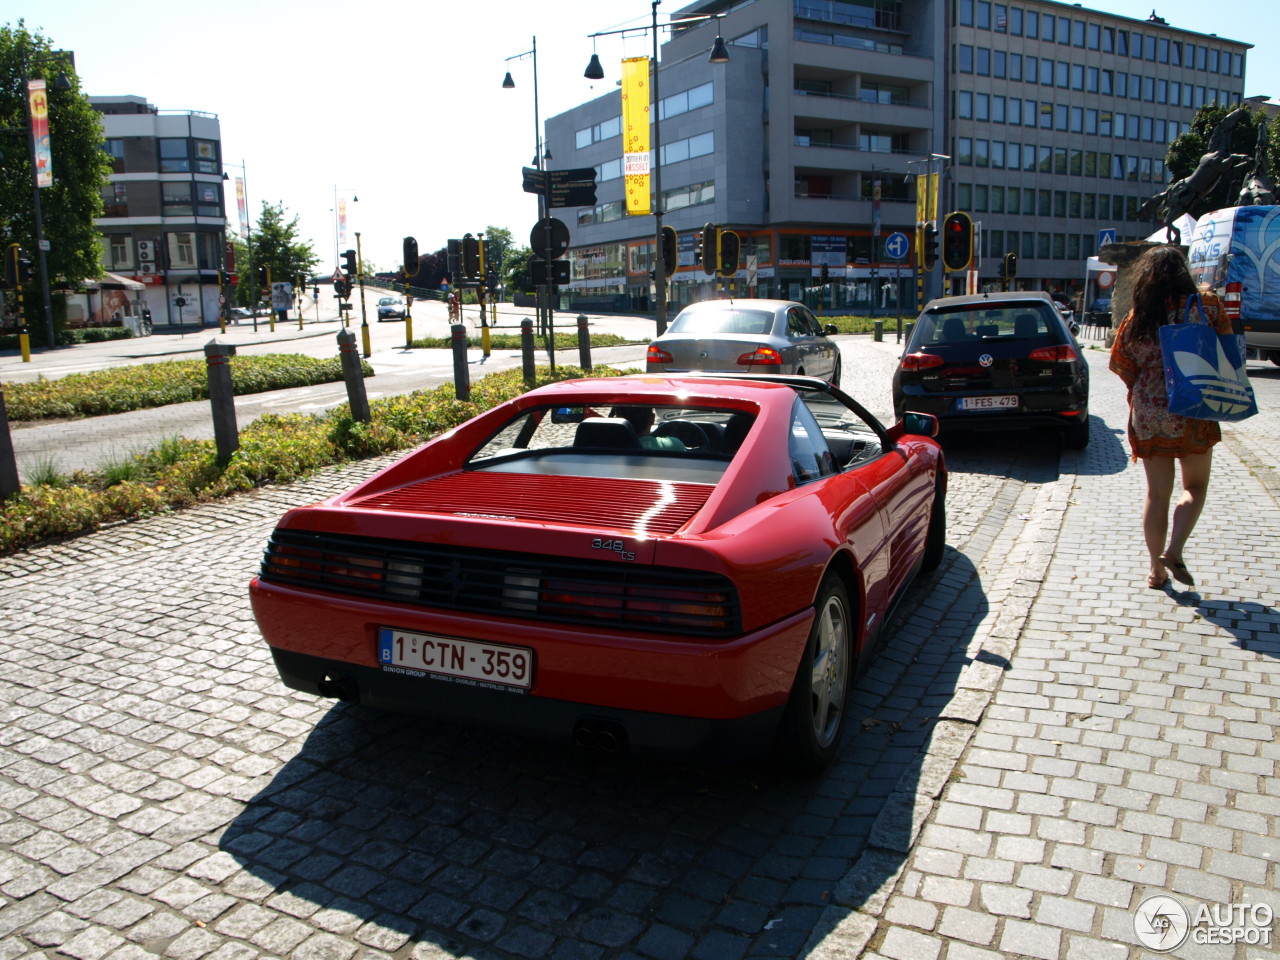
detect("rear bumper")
[898,389,1087,432]
[270,646,785,762]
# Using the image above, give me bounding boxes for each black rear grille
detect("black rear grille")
[259,529,741,638]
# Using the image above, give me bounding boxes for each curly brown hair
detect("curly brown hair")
[1127,245,1199,342]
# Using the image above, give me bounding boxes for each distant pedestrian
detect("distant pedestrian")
[1109,245,1228,589]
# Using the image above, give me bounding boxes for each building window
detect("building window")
[957,183,972,210]
[957,137,973,165]
[162,181,193,216]
[196,181,222,218]
[104,139,125,173]
[108,235,132,269]
[1040,59,1053,85]
[1102,27,1114,54]
[659,81,713,121]
[958,0,974,25]
[1009,53,1021,81]
[957,91,973,118]
[992,140,1005,167]
[1009,7,1022,34]
[992,95,1005,123]
[976,0,990,29]
[575,116,621,149]
[975,93,989,120]
[159,139,190,173]
[662,179,714,212]
[1008,97,1021,124]
[1072,19,1085,46]
[660,131,714,165]
[1007,187,1020,214]
[1025,10,1037,38]
[975,139,989,166]
[958,44,973,73]
[976,47,991,75]
[991,185,1004,212]
[100,182,127,217]
[167,232,196,269]
[193,140,220,174]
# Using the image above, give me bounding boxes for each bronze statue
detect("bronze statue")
[1138,108,1254,242]
[1237,124,1276,206]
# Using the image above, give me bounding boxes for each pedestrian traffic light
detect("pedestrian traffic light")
[701,222,718,277]
[661,225,678,279]
[462,233,480,280]
[403,237,419,278]
[922,222,939,271]
[1003,252,1018,279]
[342,249,357,275]
[941,211,974,272]
[718,230,740,277]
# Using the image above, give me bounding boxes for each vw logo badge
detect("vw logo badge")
[979,354,994,367]
[699,351,708,359]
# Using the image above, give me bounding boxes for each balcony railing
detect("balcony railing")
[793,138,916,155]
[793,89,930,110]
[795,0,909,33]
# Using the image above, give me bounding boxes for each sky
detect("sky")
[14,0,1278,274]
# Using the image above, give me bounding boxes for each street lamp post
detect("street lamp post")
[14,48,73,349]
[585,3,729,336]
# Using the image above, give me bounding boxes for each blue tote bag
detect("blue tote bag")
[1160,295,1258,422]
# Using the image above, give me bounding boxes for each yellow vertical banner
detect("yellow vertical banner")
[621,56,651,217]
[915,174,928,225]
[928,172,940,222]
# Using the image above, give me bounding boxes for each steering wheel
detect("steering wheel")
[652,420,709,449]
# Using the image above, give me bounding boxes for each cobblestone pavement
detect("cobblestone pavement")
[0,341,1276,960]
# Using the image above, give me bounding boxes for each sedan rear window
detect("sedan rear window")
[669,308,774,336]
[911,303,1064,348]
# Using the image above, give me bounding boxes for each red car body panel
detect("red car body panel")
[249,375,943,759]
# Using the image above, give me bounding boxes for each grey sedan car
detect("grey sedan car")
[645,299,842,384]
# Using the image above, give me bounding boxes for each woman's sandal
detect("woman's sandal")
[1159,555,1195,587]
[1147,573,1169,589]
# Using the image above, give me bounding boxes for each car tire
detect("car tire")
[775,572,853,777]
[1063,414,1090,449]
[830,357,842,387]
[921,477,946,572]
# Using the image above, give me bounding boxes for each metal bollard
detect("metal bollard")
[337,329,370,423]
[520,318,536,387]
[873,319,884,342]
[204,339,239,463]
[577,314,591,371]
[451,323,470,401]
[903,321,915,344]
[0,389,20,499]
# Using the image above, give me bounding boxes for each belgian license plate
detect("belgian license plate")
[378,627,533,689]
[959,395,1018,411]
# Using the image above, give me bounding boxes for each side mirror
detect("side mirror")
[902,412,939,437]
[824,323,838,335]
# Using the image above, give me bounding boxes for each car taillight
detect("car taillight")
[737,346,783,366]
[901,352,945,371]
[1224,282,1242,322]
[647,345,674,364]
[1028,345,1077,361]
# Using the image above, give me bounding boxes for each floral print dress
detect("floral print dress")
[1108,293,1229,460]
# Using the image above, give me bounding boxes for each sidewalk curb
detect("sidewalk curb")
[806,462,1079,958]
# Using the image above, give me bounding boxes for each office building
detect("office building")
[90,96,227,327]
[544,0,1250,310]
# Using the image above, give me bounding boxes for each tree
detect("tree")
[1,21,112,336]
[234,201,317,306]
[481,226,513,278]
[504,245,534,295]
[1163,102,1264,217]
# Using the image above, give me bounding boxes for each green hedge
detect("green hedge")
[0,365,624,556]
[5,353,373,421]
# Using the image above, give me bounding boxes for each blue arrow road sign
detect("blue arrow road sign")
[885,232,910,260]
[1098,228,1116,249]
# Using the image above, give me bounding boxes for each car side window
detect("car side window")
[786,308,808,339]
[789,397,838,484]
[797,306,822,335]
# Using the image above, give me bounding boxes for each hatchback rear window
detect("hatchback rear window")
[911,303,1063,348]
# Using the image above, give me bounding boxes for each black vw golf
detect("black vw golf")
[891,291,1090,448]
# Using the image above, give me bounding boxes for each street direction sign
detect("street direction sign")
[547,184,597,208]
[884,231,910,260]
[522,166,597,207]
[530,218,570,260]
[531,259,570,286]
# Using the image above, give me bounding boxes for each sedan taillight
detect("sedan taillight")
[737,346,783,366]
[901,352,945,371]
[647,345,674,364]
[1028,344,1078,361]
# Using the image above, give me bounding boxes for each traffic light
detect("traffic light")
[334,278,349,299]
[447,238,462,282]
[718,230,740,277]
[922,222,939,271]
[342,249,357,275]
[1003,252,1018,279]
[403,237,419,278]
[819,263,829,286]
[462,233,480,280]
[660,225,678,279]
[4,245,32,285]
[942,211,974,272]
[701,222,718,277]
[257,265,268,287]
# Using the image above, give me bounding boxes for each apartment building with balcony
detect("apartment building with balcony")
[91,96,227,327]
[545,0,1250,311]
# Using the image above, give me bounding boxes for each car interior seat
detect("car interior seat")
[940,316,970,342]
[720,413,755,452]
[573,418,641,449]
[1013,313,1040,338]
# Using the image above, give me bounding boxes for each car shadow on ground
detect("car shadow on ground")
[935,417,1127,479]
[218,551,986,959]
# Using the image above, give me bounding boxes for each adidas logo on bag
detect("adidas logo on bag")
[1173,347,1253,416]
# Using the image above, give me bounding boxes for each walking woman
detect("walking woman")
[1109,245,1229,589]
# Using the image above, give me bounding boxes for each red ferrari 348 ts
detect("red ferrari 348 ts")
[250,375,946,774]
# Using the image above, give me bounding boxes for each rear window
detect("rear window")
[669,307,774,336]
[911,303,1063,348]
